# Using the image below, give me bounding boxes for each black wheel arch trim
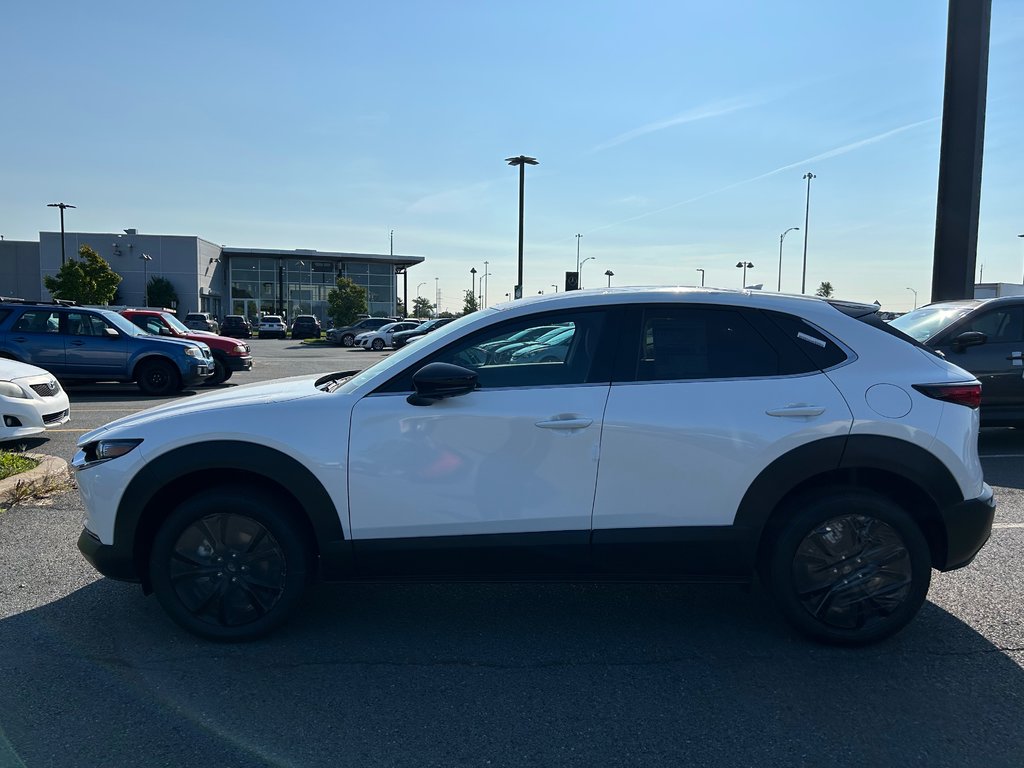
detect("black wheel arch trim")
[114,440,350,582]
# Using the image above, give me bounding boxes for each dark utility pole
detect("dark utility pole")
[506,155,539,298]
[932,0,992,301]
[47,202,76,266]
[800,173,815,294]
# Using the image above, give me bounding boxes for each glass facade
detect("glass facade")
[227,256,397,326]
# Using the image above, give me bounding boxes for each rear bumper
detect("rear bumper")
[938,483,996,571]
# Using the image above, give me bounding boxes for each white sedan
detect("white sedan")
[354,321,420,351]
[0,359,71,441]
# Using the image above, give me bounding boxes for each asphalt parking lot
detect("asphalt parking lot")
[1,338,1023,767]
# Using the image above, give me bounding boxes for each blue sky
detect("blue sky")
[3,1,1023,312]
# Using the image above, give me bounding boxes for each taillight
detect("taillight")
[912,382,981,409]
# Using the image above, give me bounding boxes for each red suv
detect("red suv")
[121,309,253,385]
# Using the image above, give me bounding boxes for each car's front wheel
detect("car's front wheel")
[766,489,931,645]
[206,357,229,386]
[149,486,311,641]
[371,338,385,351]
[136,358,181,396]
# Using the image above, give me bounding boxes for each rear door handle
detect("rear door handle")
[765,405,826,418]
[535,416,594,430]
[71,340,85,347]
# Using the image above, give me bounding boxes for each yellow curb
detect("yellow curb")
[0,453,70,497]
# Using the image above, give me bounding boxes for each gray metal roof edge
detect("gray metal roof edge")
[219,247,424,264]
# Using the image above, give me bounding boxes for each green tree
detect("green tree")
[146,276,179,309]
[43,245,122,304]
[412,296,434,318]
[815,281,834,298]
[462,289,479,315]
[326,277,368,327]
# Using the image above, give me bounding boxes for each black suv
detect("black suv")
[290,315,322,340]
[327,318,394,347]
[390,317,455,349]
[220,315,252,339]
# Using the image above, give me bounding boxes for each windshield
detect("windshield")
[889,305,974,342]
[160,312,192,335]
[99,309,147,337]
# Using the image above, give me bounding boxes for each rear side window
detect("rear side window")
[764,311,849,370]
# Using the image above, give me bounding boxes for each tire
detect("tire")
[766,489,931,646]
[341,333,355,347]
[371,338,385,351]
[136,358,181,396]
[149,486,311,641]
[206,357,229,386]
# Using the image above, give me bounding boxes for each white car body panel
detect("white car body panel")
[0,359,71,441]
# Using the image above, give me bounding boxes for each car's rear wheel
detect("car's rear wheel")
[149,486,310,641]
[136,358,181,396]
[371,338,385,351]
[341,333,355,347]
[766,489,931,645]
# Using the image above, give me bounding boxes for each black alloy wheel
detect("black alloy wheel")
[136,358,180,396]
[767,489,931,645]
[149,487,310,640]
[206,357,229,386]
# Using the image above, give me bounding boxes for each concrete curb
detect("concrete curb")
[0,452,70,498]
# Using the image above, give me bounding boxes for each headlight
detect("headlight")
[185,347,202,358]
[72,438,143,471]
[0,381,27,399]
[233,345,247,354]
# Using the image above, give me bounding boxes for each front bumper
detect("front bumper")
[180,359,214,387]
[227,354,254,372]
[77,527,139,582]
[938,483,996,571]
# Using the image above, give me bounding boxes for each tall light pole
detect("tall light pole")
[140,253,153,306]
[579,256,596,289]
[483,260,490,307]
[470,267,477,308]
[575,233,583,279]
[736,260,754,288]
[696,268,705,287]
[906,286,918,309]
[801,172,816,294]
[434,277,439,316]
[551,284,558,293]
[47,202,76,266]
[1018,234,1023,283]
[604,269,614,287]
[778,226,800,292]
[506,155,539,298]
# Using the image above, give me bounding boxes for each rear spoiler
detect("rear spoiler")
[826,300,881,319]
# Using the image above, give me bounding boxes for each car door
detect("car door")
[6,309,66,373]
[64,311,129,377]
[347,308,615,577]
[590,304,854,576]
[933,304,1024,414]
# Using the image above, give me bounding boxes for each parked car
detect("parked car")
[326,318,395,347]
[258,315,287,339]
[0,358,71,441]
[121,309,253,385]
[354,321,420,351]
[509,326,576,364]
[491,325,575,363]
[184,312,219,334]
[290,315,322,340]
[389,316,455,349]
[890,296,1024,426]
[220,315,252,339]
[73,288,993,644]
[0,300,213,396]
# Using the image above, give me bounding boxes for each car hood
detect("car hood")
[78,374,325,443]
[0,358,51,382]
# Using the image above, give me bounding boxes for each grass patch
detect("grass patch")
[0,451,38,480]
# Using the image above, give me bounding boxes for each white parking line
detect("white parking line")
[993,523,1024,529]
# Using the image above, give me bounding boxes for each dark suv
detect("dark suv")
[220,315,252,339]
[0,300,214,395]
[326,317,394,347]
[290,315,322,340]
[390,317,455,349]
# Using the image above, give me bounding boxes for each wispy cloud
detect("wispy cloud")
[587,117,939,234]
[592,96,766,153]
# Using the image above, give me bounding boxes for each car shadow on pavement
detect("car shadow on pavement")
[1,578,1022,767]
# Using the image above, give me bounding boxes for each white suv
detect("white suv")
[72,288,995,644]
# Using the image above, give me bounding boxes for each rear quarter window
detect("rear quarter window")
[763,311,850,370]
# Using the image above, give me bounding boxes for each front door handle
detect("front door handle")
[535,416,594,430]
[765,405,826,418]
[71,340,85,347]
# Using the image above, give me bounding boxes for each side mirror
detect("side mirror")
[407,362,478,406]
[159,327,171,336]
[103,327,120,339]
[951,330,986,352]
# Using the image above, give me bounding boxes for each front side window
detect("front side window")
[67,312,113,337]
[959,307,1024,343]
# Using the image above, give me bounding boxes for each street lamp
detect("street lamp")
[1018,234,1023,283]
[434,277,439,316]
[140,253,153,306]
[604,269,614,287]
[470,267,477,306]
[47,202,76,266]
[696,268,705,287]
[906,286,918,310]
[778,226,800,292]
[416,281,426,298]
[579,256,596,289]
[736,261,754,288]
[551,284,558,293]
[480,270,492,308]
[575,233,583,280]
[506,155,539,298]
[801,172,816,294]
[483,260,490,307]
